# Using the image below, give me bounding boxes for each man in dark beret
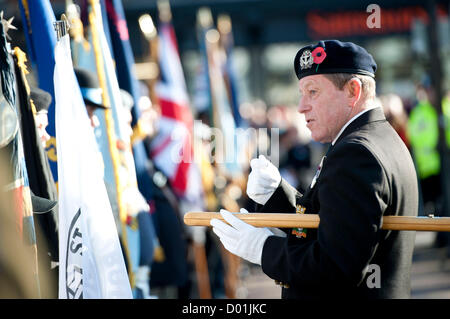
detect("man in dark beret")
[74,67,110,128]
[30,87,52,148]
[211,40,419,299]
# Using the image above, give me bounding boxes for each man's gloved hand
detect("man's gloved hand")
[210,208,273,265]
[246,155,281,205]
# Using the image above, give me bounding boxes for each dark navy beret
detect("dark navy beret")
[74,67,100,89]
[30,87,52,113]
[74,67,108,109]
[294,40,377,80]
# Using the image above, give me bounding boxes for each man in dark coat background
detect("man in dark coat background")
[210,40,419,299]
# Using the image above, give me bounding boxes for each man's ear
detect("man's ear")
[346,78,362,107]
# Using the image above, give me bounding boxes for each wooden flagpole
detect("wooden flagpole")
[184,212,450,232]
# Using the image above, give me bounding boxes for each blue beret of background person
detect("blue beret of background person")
[74,67,110,129]
[210,40,419,299]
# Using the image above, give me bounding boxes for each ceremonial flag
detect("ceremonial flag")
[54,32,131,299]
[197,8,242,177]
[151,11,204,206]
[18,0,58,181]
[103,0,160,297]
[217,14,245,128]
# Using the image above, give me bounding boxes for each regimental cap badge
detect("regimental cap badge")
[299,49,314,70]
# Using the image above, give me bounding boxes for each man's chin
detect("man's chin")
[310,131,321,143]
[310,133,330,144]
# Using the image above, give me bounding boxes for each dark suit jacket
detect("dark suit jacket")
[261,107,418,299]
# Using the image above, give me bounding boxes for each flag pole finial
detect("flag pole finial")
[0,11,17,41]
[54,14,71,41]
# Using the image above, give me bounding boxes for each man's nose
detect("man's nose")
[298,97,310,114]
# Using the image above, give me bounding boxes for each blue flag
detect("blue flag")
[19,0,58,182]
[103,0,159,298]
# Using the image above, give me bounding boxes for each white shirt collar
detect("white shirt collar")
[331,105,380,145]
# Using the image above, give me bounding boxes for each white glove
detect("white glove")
[210,208,273,265]
[122,186,150,216]
[134,265,151,299]
[246,155,281,205]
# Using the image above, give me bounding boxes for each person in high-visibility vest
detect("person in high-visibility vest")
[407,100,441,179]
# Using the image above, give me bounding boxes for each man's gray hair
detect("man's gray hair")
[324,73,376,100]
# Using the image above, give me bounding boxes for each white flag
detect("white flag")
[55,34,132,299]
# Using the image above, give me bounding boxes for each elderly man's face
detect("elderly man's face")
[35,112,50,148]
[298,74,351,143]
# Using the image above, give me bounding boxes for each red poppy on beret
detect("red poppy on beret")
[312,47,326,64]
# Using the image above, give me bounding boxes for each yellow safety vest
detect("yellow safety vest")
[407,100,440,179]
